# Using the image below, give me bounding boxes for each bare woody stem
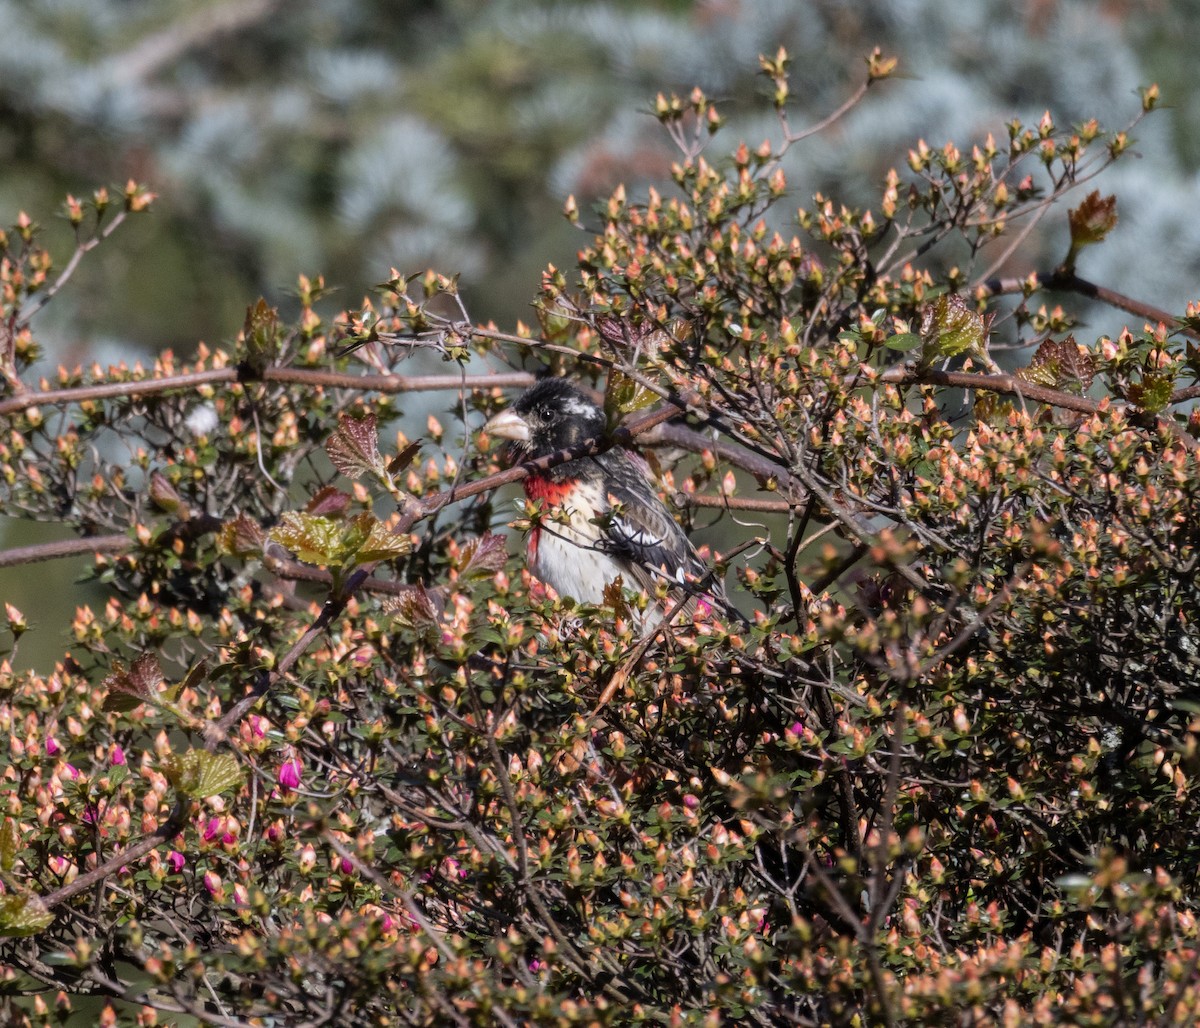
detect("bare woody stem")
[0,367,537,417]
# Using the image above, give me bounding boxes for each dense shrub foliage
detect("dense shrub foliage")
[2,55,1199,1026]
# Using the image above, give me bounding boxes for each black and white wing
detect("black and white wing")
[591,449,734,615]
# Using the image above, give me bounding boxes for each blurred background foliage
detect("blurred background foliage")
[3,0,1199,669]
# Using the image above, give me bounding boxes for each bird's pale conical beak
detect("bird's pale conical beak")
[482,409,531,442]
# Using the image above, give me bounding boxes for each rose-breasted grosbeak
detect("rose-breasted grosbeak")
[483,378,738,622]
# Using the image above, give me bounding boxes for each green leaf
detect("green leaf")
[346,512,412,563]
[973,392,1014,428]
[0,818,21,872]
[269,512,347,565]
[0,892,53,937]
[919,295,992,368]
[884,332,922,352]
[1016,336,1096,394]
[326,412,386,481]
[604,370,658,431]
[162,749,244,799]
[1127,375,1174,414]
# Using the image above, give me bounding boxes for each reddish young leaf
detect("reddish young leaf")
[326,412,385,481]
[458,532,509,577]
[101,653,164,713]
[1068,190,1118,251]
[306,486,353,517]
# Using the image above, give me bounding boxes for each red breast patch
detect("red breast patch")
[524,476,575,571]
[524,477,575,506]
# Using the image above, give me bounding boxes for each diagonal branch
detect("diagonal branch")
[980,268,1200,344]
[880,366,1199,452]
[100,0,288,88]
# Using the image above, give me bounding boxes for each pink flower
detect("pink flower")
[528,958,544,973]
[167,851,186,874]
[203,817,222,842]
[787,721,804,737]
[340,856,354,875]
[110,744,126,765]
[45,738,61,756]
[278,756,303,790]
[247,715,266,739]
[202,870,223,899]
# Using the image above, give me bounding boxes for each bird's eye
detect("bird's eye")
[539,406,556,421]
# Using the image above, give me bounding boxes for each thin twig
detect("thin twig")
[784,79,872,145]
[17,212,130,329]
[672,493,798,513]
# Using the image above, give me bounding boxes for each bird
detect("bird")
[482,378,739,624]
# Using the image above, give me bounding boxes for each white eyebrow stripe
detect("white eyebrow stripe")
[560,396,601,418]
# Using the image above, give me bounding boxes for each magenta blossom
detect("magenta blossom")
[167,851,185,874]
[110,744,126,766]
[278,756,303,790]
